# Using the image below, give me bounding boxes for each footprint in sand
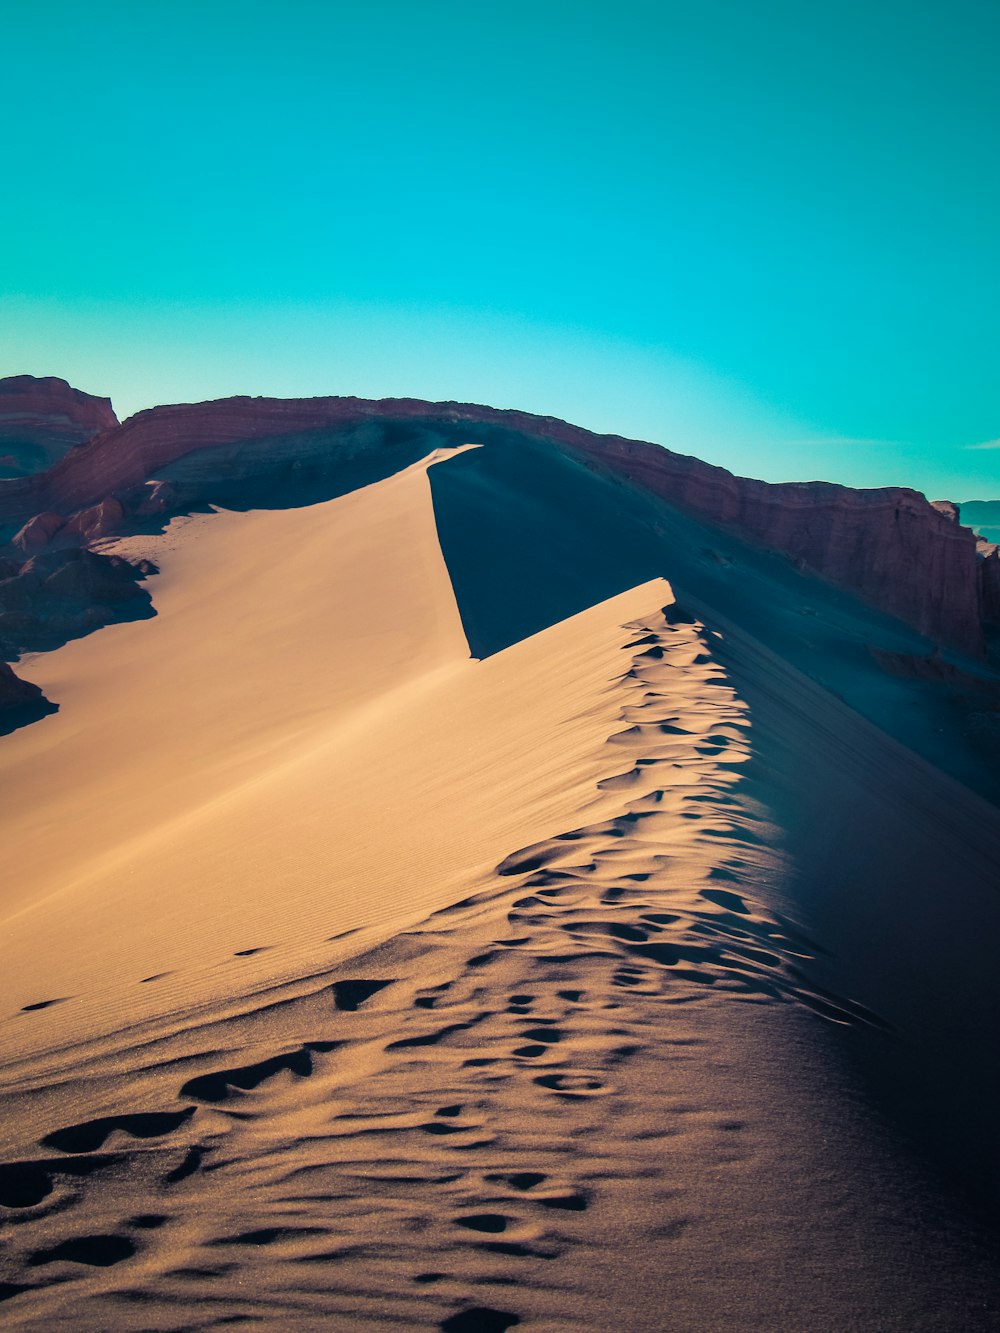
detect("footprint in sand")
[440,1310,521,1333]
[41,1108,196,1154]
[535,1072,609,1097]
[332,978,395,1011]
[27,1234,136,1268]
[19,997,71,1013]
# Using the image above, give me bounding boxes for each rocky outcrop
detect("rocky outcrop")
[135,479,178,516]
[576,437,984,656]
[0,660,55,731]
[0,385,988,655]
[10,499,123,557]
[0,660,43,706]
[931,499,961,524]
[0,548,156,657]
[12,511,65,554]
[61,496,124,544]
[0,375,118,478]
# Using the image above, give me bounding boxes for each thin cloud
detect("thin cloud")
[963,438,1000,450]
[786,436,898,448]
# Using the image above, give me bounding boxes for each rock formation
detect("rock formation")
[0,383,991,657]
[0,659,43,706]
[12,511,66,554]
[0,660,54,730]
[931,500,961,524]
[61,496,125,544]
[0,375,118,478]
[0,548,156,658]
[579,438,983,655]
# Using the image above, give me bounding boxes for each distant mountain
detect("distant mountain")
[961,499,1000,545]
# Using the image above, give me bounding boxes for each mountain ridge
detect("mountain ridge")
[0,374,990,659]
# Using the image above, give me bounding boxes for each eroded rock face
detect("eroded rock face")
[12,512,66,555]
[61,497,125,544]
[562,437,984,656]
[0,376,118,478]
[931,500,961,524]
[135,479,178,516]
[0,387,989,655]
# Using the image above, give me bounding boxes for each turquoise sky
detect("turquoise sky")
[3,1,999,499]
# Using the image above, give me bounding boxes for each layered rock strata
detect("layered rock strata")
[0,375,118,478]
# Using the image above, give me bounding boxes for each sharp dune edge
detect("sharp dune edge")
[2,431,1000,1331]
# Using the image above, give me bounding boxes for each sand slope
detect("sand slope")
[0,450,671,1061]
[3,443,1000,1330]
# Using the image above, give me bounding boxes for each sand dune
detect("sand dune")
[0,450,667,1058]
[3,442,1000,1329]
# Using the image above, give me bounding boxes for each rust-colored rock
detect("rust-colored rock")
[12,511,65,555]
[931,500,961,523]
[575,437,984,656]
[0,375,118,478]
[135,479,178,515]
[62,496,125,544]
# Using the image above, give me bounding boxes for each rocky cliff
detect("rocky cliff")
[0,375,118,479]
[576,436,983,655]
[0,386,989,656]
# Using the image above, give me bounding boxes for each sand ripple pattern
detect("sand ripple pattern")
[0,602,883,1331]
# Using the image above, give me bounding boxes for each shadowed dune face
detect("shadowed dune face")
[429,437,1000,802]
[428,438,667,657]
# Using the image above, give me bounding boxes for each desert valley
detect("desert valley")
[1,372,1000,1331]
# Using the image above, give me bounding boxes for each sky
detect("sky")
[3,0,999,499]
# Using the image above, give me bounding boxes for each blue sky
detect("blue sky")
[3,1,999,499]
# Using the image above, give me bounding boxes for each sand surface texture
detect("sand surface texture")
[3,443,1000,1330]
